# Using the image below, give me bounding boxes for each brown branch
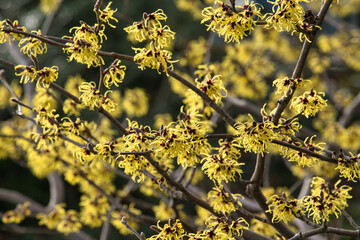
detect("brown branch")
[288,226,360,240]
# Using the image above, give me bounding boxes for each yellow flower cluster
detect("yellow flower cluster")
[196,74,227,103]
[2,202,31,224]
[202,140,243,183]
[272,77,309,95]
[302,177,352,224]
[132,47,177,76]
[280,136,325,167]
[78,81,117,112]
[291,89,327,118]
[336,153,360,182]
[201,0,263,43]
[96,2,118,28]
[207,186,243,214]
[267,177,352,225]
[265,0,308,32]
[15,65,59,88]
[0,19,26,45]
[63,23,104,68]
[124,9,177,75]
[79,193,110,228]
[103,59,126,88]
[235,115,278,155]
[151,108,211,168]
[189,215,248,239]
[267,193,302,224]
[37,204,82,234]
[19,30,47,57]
[148,219,186,240]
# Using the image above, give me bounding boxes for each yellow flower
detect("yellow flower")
[336,153,360,182]
[265,0,308,32]
[103,59,126,88]
[201,1,263,43]
[79,193,110,227]
[36,66,59,88]
[272,77,309,95]
[280,136,325,167]
[37,203,66,230]
[63,23,103,68]
[207,186,242,214]
[196,74,227,103]
[267,193,302,224]
[149,25,176,49]
[133,47,178,76]
[79,81,102,110]
[0,19,27,45]
[19,30,47,57]
[56,209,82,234]
[15,65,37,84]
[148,219,186,240]
[302,177,352,224]
[291,89,327,118]
[202,151,244,183]
[97,2,118,28]
[235,115,278,155]
[2,202,31,224]
[124,21,148,42]
[60,117,84,135]
[143,9,168,29]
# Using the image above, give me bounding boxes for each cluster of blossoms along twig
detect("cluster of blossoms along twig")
[15,65,59,88]
[291,88,327,118]
[78,81,117,112]
[124,9,177,75]
[280,136,325,167]
[63,2,118,68]
[2,202,31,224]
[265,0,316,40]
[201,0,263,43]
[0,19,26,45]
[267,177,352,224]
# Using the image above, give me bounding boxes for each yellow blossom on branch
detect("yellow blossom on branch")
[196,74,227,103]
[207,186,242,214]
[234,115,279,155]
[15,65,37,84]
[267,193,302,224]
[19,30,47,57]
[265,0,308,32]
[96,2,118,28]
[291,89,327,118]
[133,47,178,76]
[148,219,186,240]
[280,136,325,167]
[301,177,352,224]
[0,19,27,45]
[37,66,59,88]
[2,202,31,224]
[272,76,309,95]
[201,0,263,43]
[103,59,126,88]
[63,23,104,68]
[336,153,360,182]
